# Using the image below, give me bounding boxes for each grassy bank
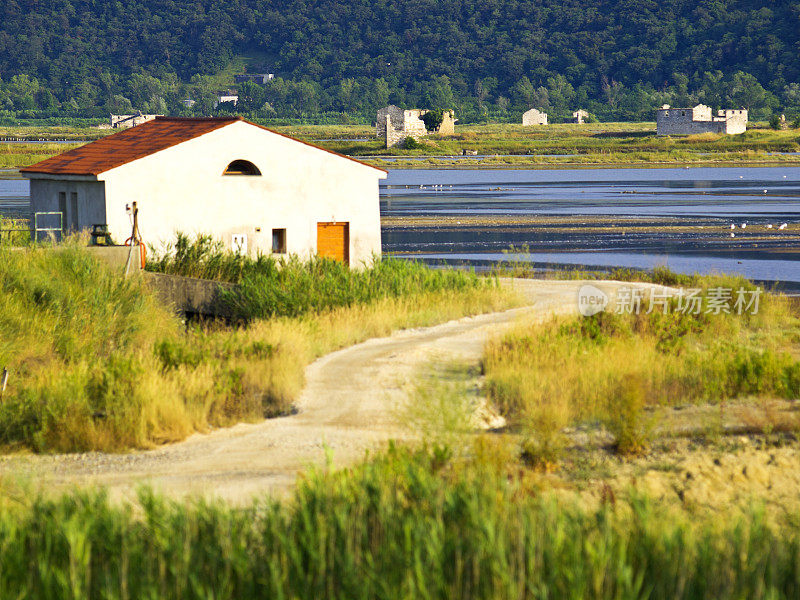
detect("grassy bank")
[148,233,490,320]
[1,443,799,599]
[483,274,800,459]
[0,242,510,452]
[276,122,800,168]
[0,141,83,169]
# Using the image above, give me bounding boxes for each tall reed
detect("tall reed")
[0,444,798,599]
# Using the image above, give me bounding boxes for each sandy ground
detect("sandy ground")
[0,279,665,504]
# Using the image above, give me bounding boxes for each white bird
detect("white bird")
[730,232,736,238]
[763,189,768,194]
[779,223,788,230]
[784,175,787,178]
[730,223,736,229]
[767,224,773,229]
[739,175,744,179]
[741,223,747,229]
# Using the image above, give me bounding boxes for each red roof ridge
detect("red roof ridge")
[153,116,241,122]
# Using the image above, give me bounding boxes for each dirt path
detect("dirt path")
[0,280,665,504]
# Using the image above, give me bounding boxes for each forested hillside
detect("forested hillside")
[1,0,799,122]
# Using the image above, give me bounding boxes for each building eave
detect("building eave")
[20,172,99,182]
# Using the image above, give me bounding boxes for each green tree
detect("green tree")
[727,71,779,115]
[238,80,266,112]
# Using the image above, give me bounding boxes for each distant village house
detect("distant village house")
[572,109,589,124]
[522,108,547,126]
[656,104,748,135]
[21,117,386,265]
[376,105,455,148]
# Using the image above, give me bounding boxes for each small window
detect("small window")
[272,228,286,253]
[223,160,261,176]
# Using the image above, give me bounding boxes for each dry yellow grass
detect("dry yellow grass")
[483,286,800,458]
[0,241,515,452]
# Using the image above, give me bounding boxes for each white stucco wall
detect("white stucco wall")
[95,121,385,265]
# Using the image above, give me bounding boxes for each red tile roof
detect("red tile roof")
[21,117,239,176]
[20,116,386,177]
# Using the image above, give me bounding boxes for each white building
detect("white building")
[522,108,548,126]
[215,94,239,107]
[656,104,748,135]
[21,117,386,265]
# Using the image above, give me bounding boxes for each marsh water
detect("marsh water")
[381,166,800,289]
[3,166,800,287]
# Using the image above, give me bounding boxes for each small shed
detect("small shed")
[21,117,387,265]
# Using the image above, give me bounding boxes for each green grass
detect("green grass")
[272,122,800,168]
[149,233,494,320]
[0,141,84,169]
[1,443,800,599]
[483,275,800,456]
[0,217,31,246]
[0,241,512,452]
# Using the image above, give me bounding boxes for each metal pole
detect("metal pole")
[123,202,139,277]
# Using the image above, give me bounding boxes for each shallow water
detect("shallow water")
[381,166,800,286]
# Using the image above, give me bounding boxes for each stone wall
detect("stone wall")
[656,105,748,135]
[110,114,160,129]
[522,108,547,126]
[376,105,455,147]
[572,109,589,124]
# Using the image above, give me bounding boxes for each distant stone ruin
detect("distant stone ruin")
[656,104,748,135]
[106,113,161,129]
[572,109,589,124]
[522,108,548,126]
[376,105,455,148]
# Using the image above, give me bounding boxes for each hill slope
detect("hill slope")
[0,0,798,120]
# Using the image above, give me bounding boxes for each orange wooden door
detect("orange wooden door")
[316,222,349,264]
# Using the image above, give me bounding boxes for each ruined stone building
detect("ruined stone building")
[107,113,161,129]
[522,108,548,126]
[376,105,455,148]
[656,104,748,135]
[572,109,589,124]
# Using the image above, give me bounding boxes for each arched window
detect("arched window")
[223,160,261,176]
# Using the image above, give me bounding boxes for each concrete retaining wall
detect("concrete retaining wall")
[141,271,234,318]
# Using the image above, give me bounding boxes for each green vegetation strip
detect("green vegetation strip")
[0,241,507,452]
[4,123,800,169]
[1,444,799,599]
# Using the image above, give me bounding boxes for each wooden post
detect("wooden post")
[0,368,8,399]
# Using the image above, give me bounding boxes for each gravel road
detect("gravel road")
[0,279,669,504]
